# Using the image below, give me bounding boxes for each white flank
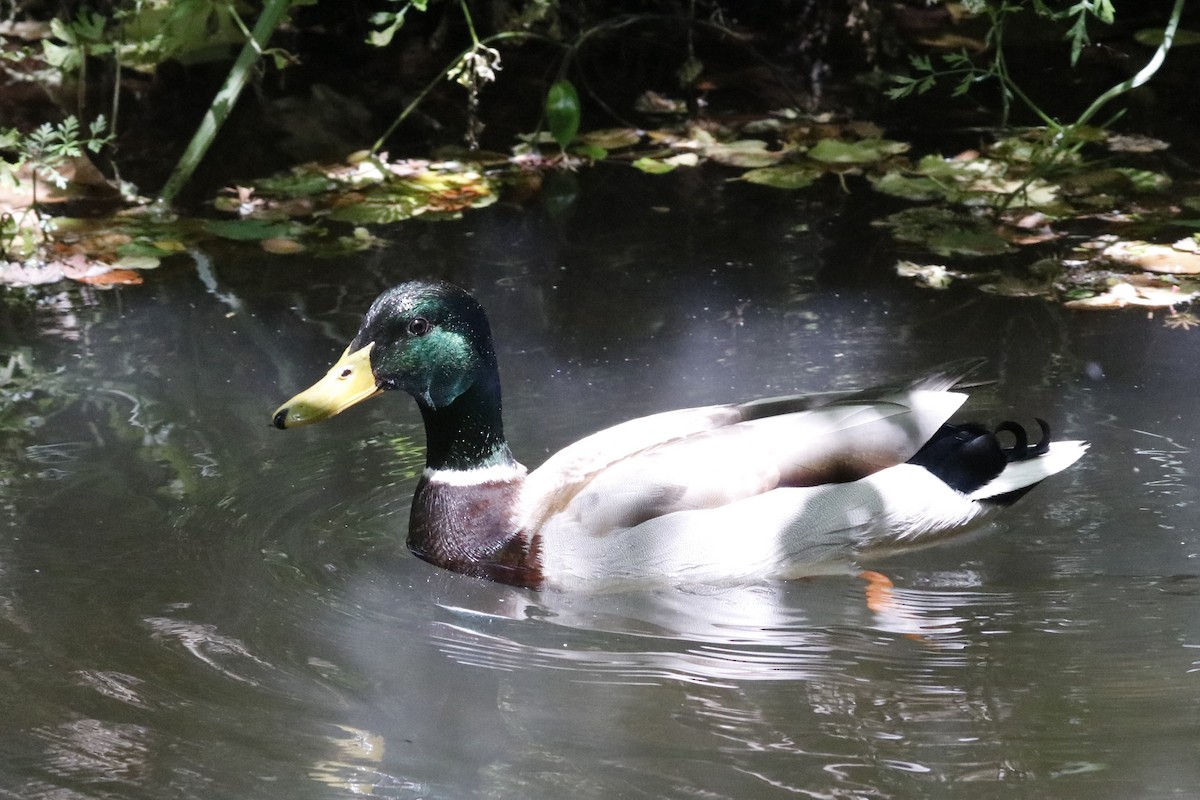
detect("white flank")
[424,462,527,486]
[538,464,993,591]
[967,441,1089,501]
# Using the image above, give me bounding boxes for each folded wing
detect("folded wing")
[520,387,967,536]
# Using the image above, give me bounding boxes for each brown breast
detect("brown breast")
[406,475,544,589]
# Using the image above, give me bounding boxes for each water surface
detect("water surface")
[1,166,1197,799]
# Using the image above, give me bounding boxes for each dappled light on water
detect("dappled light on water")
[2,166,1200,799]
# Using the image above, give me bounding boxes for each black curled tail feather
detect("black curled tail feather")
[908,419,1055,495]
[995,418,1050,461]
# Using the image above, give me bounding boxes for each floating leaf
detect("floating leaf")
[705,140,782,168]
[984,179,1060,210]
[913,153,1060,208]
[1064,281,1196,310]
[1114,167,1171,193]
[113,255,161,271]
[337,227,387,252]
[895,260,956,289]
[1106,134,1170,153]
[204,219,296,241]
[261,238,306,254]
[879,207,1015,257]
[665,153,700,168]
[979,272,1055,298]
[116,241,175,259]
[1059,166,1170,197]
[212,196,242,214]
[986,137,1054,164]
[742,164,821,190]
[570,142,607,160]
[253,170,338,197]
[1101,240,1200,274]
[868,171,943,201]
[634,90,687,114]
[628,153,696,173]
[632,157,679,174]
[326,199,423,224]
[914,153,972,180]
[77,232,133,253]
[545,80,581,149]
[1058,168,1138,197]
[577,128,642,150]
[808,138,909,164]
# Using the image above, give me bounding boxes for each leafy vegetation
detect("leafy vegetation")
[888,0,1120,121]
[154,0,297,206]
[0,115,113,262]
[887,0,1186,196]
[0,0,1196,320]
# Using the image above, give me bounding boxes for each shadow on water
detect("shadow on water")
[1,165,1199,799]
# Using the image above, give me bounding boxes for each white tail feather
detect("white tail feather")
[967,441,1089,501]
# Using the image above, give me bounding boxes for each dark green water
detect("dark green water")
[1,166,1197,799]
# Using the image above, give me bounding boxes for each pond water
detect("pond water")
[1,166,1198,799]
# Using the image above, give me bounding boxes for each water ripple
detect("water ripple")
[142,615,274,686]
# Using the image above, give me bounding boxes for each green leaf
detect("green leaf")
[577,128,641,150]
[1066,13,1090,65]
[545,80,581,149]
[741,164,821,190]
[570,142,607,160]
[114,254,161,271]
[868,171,945,201]
[880,207,1015,258]
[49,17,76,44]
[254,171,338,197]
[72,10,107,42]
[204,219,296,241]
[808,138,910,164]
[326,199,422,224]
[42,40,80,70]
[368,16,406,48]
[952,76,974,97]
[1114,167,1172,193]
[367,1,426,47]
[116,241,174,259]
[631,157,677,175]
[705,140,782,168]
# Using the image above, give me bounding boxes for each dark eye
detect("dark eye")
[407,317,431,336]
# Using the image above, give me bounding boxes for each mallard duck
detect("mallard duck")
[272,281,1086,592]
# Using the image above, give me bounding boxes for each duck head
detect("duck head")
[272,281,500,429]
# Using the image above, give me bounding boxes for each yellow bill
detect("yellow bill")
[272,343,381,429]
